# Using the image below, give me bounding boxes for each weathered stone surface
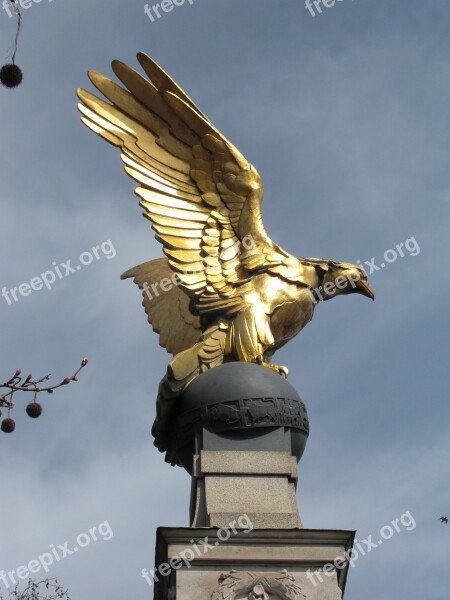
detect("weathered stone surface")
[191,450,302,528]
[200,451,297,477]
[152,528,353,600]
[190,425,304,529]
[206,476,298,518]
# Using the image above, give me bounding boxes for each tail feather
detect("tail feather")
[121,257,202,355]
[152,322,229,464]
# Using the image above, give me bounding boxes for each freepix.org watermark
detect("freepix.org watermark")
[2,0,53,19]
[1,239,116,306]
[141,514,254,588]
[0,521,113,590]
[306,511,416,586]
[305,0,345,18]
[309,235,420,304]
[139,233,256,302]
[144,0,194,23]
[355,236,420,275]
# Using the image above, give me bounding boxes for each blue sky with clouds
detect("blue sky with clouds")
[0,0,449,598]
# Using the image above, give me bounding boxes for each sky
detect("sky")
[0,0,449,598]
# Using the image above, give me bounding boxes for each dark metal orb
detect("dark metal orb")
[172,362,309,472]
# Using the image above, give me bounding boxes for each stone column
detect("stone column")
[150,363,354,599]
[190,433,302,529]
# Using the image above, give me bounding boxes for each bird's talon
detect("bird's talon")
[278,365,289,378]
[256,359,289,379]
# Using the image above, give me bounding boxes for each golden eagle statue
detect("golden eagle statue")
[77,54,374,463]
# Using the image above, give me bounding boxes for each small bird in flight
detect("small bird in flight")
[438,516,448,524]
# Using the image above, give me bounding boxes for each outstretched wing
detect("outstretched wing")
[77,53,300,319]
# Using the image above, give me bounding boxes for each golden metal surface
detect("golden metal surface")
[77,54,375,460]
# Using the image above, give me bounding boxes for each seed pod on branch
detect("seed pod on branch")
[26,402,43,419]
[1,358,88,432]
[1,418,16,433]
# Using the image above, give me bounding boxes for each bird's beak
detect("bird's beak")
[358,279,375,300]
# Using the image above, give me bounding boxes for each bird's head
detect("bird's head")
[319,261,375,301]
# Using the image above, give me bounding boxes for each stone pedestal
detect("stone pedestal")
[149,363,355,599]
[190,429,303,529]
[151,527,354,599]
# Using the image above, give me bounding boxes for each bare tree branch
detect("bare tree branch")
[0,578,70,600]
[0,359,88,433]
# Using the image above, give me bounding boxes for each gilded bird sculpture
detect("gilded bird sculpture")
[77,53,375,463]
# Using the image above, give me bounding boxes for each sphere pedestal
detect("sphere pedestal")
[149,363,354,600]
[171,362,309,528]
[190,427,304,529]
